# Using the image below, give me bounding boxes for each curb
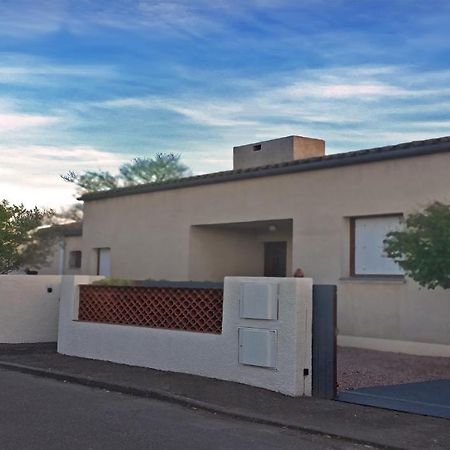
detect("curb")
[0,361,401,450]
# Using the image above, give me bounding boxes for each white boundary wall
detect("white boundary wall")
[0,275,62,343]
[58,276,312,396]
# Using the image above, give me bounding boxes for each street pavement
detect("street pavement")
[0,369,369,450]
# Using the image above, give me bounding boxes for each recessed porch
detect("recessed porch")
[189,219,293,282]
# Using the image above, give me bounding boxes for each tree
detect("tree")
[384,202,450,289]
[61,170,119,194]
[57,202,83,222]
[119,154,190,185]
[44,203,83,224]
[0,200,56,274]
[62,153,190,194]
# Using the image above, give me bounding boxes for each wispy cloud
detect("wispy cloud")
[100,96,257,127]
[0,0,229,38]
[0,145,127,208]
[90,63,450,161]
[0,53,116,85]
[0,99,67,141]
[0,0,403,44]
[0,113,60,132]
[279,82,407,99]
[1,1,449,208]
[97,63,450,125]
[0,0,65,38]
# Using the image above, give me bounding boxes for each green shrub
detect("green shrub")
[92,278,135,286]
[384,202,450,289]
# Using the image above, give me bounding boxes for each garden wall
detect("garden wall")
[0,275,62,343]
[58,276,313,396]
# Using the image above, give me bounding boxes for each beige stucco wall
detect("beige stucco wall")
[189,227,264,281]
[80,152,450,351]
[63,235,84,275]
[337,279,450,355]
[34,235,83,276]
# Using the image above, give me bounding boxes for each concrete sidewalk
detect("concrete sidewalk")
[0,346,449,450]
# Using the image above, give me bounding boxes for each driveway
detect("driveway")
[0,369,366,450]
[337,346,450,419]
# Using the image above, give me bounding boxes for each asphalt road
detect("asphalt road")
[0,368,370,450]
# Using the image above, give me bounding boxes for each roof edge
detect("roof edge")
[81,136,450,202]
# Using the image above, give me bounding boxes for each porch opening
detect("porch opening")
[189,219,293,282]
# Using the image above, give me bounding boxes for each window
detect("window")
[68,250,82,269]
[350,215,403,276]
[253,144,262,151]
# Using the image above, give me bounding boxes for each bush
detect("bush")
[384,202,450,289]
[92,278,135,286]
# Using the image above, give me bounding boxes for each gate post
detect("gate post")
[312,284,337,399]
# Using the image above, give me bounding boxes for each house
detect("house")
[76,134,450,356]
[23,221,84,275]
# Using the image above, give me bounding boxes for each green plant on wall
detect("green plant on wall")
[92,278,135,286]
[384,202,450,289]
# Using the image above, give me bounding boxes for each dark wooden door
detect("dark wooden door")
[264,241,287,277]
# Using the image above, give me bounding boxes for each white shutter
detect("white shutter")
[355,216,403,275]
[98,248,111,277]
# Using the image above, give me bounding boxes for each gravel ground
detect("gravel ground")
[338,346,450,391]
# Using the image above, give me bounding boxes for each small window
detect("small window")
[69,251,82,269]
[253,144,262,151]
[350,215,403,276]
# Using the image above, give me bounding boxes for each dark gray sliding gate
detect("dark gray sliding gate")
[312,284,337,399]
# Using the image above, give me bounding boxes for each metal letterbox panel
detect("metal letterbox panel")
[239,283,278,320]
[238,327,277,368]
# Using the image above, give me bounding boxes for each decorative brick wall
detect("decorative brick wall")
[78,285,223,334]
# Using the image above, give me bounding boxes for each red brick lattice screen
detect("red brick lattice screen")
[78,285,224,334]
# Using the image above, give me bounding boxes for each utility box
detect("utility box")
[239,282,278,320]
[238,327,277,368]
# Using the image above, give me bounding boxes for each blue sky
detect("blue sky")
[1,0,450,207]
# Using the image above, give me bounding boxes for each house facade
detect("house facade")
[26,222,84,276]
[77,135,450,356]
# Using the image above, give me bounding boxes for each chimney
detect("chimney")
[233,135,325,170]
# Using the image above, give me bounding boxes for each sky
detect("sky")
[1,0,450,208]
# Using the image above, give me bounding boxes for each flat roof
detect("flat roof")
[52,221,83,237]
[81,135,450,202]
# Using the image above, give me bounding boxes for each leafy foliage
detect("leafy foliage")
[51,203,83,223]
[61,170,118,194]
[119,154,190,185]
[62,153,190,194]
[92,278,135,286]
[0,200,56,274]
[384,202,450,289]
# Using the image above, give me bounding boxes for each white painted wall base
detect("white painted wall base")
[58,276,313,396]
[338,335,450,358]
